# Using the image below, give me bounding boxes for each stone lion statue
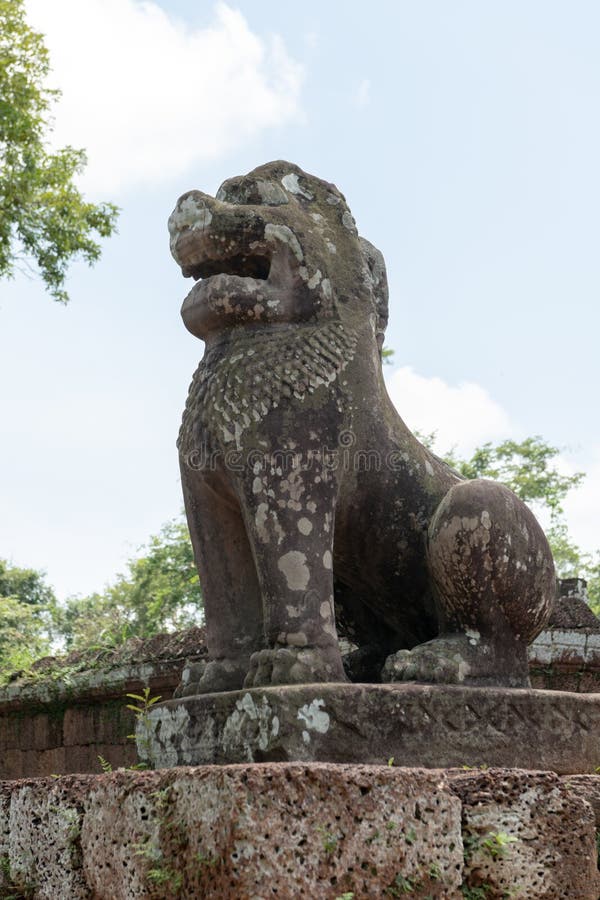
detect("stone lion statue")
[168,160,555,695]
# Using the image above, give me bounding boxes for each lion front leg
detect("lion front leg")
[239,452,347,688]
[179,462,265,695]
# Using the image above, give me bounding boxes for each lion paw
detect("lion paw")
[383,643,470,685]
[244,645,347,688]
[177,657,249,696]
[382,634,482,685]
[382,633,530,688]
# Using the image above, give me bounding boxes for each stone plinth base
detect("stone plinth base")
[139,683,600,774]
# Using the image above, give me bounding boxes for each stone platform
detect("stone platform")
[2,765,599,897]
[139,682,600,774]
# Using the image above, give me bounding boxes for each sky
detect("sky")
[2,0,600,598]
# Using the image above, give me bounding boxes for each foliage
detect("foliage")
[442,437,583,522]
[385,873,417,895]
[0,519,201,676]
[97,755,113,774]
[479,831,518,860]
[126,686,162,768]
[0,0,118,301]
[58,518,201,650]
[0,560,57,674]
[0,595,50,673]
[0,558,56,607]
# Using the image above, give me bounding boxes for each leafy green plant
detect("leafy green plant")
[0,854,36,899]
[0,0,118,303]
[126,686,161,767]
[461,886,491,900]
[97,755,113,774]
[316,825,339,855]
[58,518,201,651]
[480,831,518,860]
[147,867,183,890]
[429,862,442,880]
[385,873,417,895]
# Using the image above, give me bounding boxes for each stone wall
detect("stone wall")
[0,629,205,780]
[529,578,600,692]
[0,764,598,899]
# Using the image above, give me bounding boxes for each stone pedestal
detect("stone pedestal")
[138,682,600,775]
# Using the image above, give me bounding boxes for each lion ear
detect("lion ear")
[359,236,389,349]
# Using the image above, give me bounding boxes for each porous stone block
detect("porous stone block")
[0,783,11,893]
[141,682,600,774]
[7,776,89,899]
[562,773,600,825]
[450,768,599,899]
[81,764,463,898]
[0,765,598,898]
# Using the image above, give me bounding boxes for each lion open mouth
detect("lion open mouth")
[185,253,271,282]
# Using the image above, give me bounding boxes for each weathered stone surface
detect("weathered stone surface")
[5,776,89,898]
[450,769,599,899]
[0,765,598,899]
[82,765,463,899]
[170,160,555,695]
[140,683,600,774]
[561,773,600,825]
[547,578,600,631]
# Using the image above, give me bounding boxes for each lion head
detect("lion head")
[168,160,389,350]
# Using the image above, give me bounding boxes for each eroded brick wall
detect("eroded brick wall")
[0,629,206,780]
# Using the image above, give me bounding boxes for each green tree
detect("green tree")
[0,560,57,674]
[0,0,118,302]
[60,518,202,650]
[426,434,600,613]
[0,558,56,607]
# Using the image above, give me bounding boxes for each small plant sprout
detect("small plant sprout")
[316,825,339,855]
[480,831,518,860]
[429,862,442,880]
[385,873,417,895]
[126,686,161,767]
[404,827,417,845]
[97,755,113,773]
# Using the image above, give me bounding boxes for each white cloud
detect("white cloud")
[355,78,371,108]
[384,365,515,457]
[384,366,600,556]
[26,0,304,195]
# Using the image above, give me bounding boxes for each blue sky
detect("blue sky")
[2,0,599,597]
